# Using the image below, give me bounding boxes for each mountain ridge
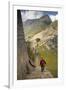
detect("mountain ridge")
[23,15,52,26]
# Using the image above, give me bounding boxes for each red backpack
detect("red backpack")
[40,59,46,66]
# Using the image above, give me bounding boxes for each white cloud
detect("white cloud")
[21,11,58,22]
[49,15,58,21]
[21,11,43,22]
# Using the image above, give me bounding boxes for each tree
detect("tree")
[36,38,40,46]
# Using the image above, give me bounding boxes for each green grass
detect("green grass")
[36,45,58,77]
[27,43,58,77]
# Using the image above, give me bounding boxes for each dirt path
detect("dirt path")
[26,66,53,79]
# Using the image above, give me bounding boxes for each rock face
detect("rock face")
[17,10,34,80]
[23,14,58,50]
[24,15,52,26]
[29,22,58,50]
[23,15,52,40]
[17,10,58,79]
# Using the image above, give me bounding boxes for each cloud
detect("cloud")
[21,10,58,22]
[21,11,43,22]
[49,15,58,21]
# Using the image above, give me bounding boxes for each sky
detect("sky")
[21,10,58,22]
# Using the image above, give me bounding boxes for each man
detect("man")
[40,58,46,72]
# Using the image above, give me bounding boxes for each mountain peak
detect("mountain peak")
[40,15,52,24]
[23,15,52,26]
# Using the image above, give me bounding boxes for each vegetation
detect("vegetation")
[23,15,52,39]
[23,15,58,78]
[51,20,58,30]
[26,40,58,77]
[36,38,41,46]
[38,45,58,77]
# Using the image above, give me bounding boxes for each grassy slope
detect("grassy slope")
[24,20,58,77]
[37,45,58,77]
[24,20,58,39]
[24,20,50,39]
